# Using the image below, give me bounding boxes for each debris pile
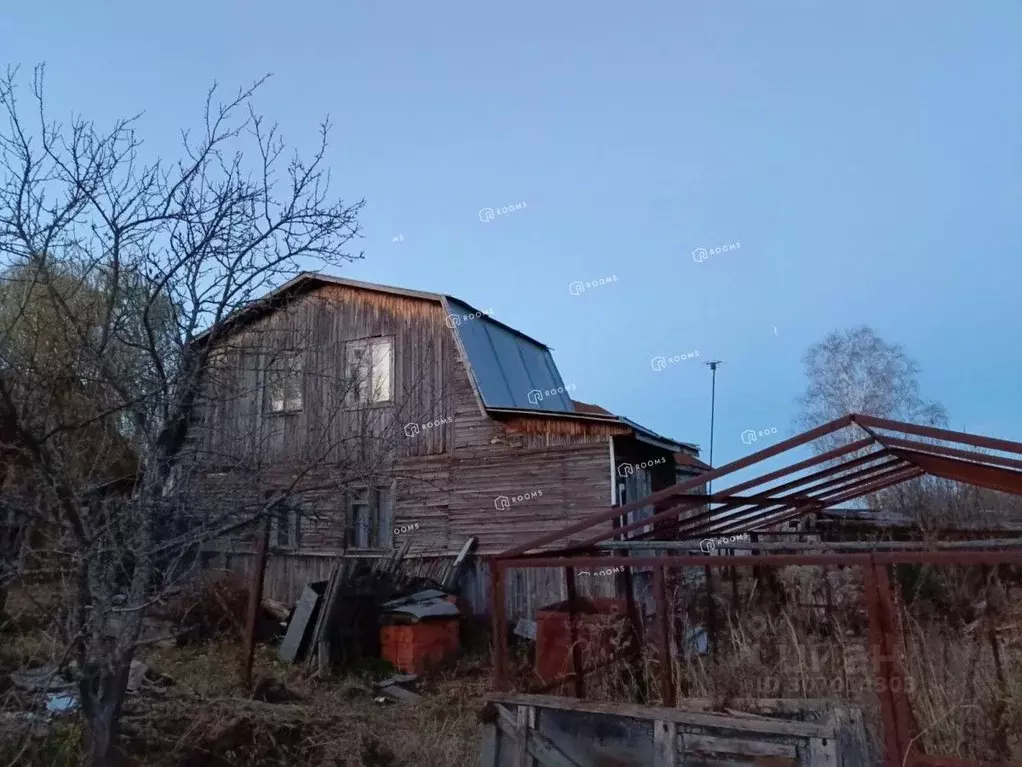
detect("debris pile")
[277,539,475,687]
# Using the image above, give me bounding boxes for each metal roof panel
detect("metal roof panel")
[447,298,574,412]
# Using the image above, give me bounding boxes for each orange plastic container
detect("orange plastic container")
[535,598,626,691]
[380,619,459,674]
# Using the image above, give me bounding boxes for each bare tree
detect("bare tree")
[795,326,947,441]
[0,65,385,765]
[794,325,953,518]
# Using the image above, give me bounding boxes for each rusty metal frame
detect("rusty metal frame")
[491,415,1022,766]
[492,549,1022,766]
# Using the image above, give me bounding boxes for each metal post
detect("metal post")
[564,566,585,698]
[729,550,739,609]
[654,565,675,707]
[491,561,510,692]
[704,565,716,656]
[865,559,919,765]
[705,360,723,494]
[618,562,648,703]
[241,514,271,691]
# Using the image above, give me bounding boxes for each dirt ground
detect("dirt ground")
[0,586,488,766]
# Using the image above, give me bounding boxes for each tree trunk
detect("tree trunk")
[79,651,134,767]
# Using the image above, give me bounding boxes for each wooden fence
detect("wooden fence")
[479,693,870,766]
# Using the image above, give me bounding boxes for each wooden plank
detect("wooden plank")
[652,720,677,767]
[478,722,498,767]
[806,734,839,766]
[444,536,478,589]
[306,560,343,672]
[488,694,834,740]
[680,732,799,758]
[494,703,582,767]
[515,705,532,767]
[278,584,321,663]
[526,706,537,767]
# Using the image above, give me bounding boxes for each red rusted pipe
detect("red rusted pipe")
[653,565,675,707]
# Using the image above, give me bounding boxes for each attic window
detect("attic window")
[266,351,304,414]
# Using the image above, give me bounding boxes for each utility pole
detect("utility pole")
[705,361,724,496]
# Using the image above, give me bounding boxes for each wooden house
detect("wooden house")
[189,273,708,616]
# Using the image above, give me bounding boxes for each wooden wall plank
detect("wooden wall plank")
[652,720,677,767]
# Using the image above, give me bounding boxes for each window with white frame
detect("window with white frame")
[266,351,304,413]
[345,337,393,406]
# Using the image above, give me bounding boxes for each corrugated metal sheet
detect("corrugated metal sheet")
[447,299,574,412]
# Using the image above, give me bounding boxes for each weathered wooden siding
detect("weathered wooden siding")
[445,442,614,556]
[191,284,462,466]
[496,416,629,450]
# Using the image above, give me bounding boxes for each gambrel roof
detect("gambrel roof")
[194,272,699,455]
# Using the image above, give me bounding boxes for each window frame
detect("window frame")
[270,503,302,551]
[265,349,305,415]
[344,484,394,549]
[344,336,395,408]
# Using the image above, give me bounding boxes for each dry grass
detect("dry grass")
[0,584,488,766]
[511,564,1022,763]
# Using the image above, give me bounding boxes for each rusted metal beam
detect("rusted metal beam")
[852,414,1022,455]
[564,566,585,698]
[910,757,1022,767]
[702,464,919,537]
[889,448,1022,497]
[686,458,909,537]
[616,560,647,703]
[653,565,675,707]
[499,549,1022,570]
[867,558,921,763]
[864,563,901,765]
[500,414,858,558]
[737,468,924,534]
[710,437,876,495]
[579,443,890,553]
[876,435,1022,473]
[599,538,1022,553]
[635,450,899,543]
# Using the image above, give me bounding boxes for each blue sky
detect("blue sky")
[3,0,1021,477]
